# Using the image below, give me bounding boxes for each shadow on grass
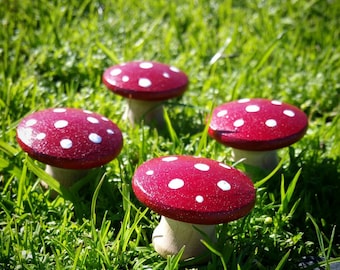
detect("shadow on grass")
[264,147,340,255]
[288,148,340,251]
[157,101,208,145]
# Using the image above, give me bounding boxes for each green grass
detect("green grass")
[1,0,339,269]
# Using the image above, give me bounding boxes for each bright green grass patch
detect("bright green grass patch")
[1,0,339,269]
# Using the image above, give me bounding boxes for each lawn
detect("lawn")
[0,0,339,269]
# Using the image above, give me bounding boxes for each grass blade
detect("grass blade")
[163,107,179,145]
[253,37,281,72]
[165,245,186,270]
[91,173,106,241]
[201,239,227,270]
[274,250,291,270]
[307,213,338,267]
[16,157,27,212]
[0,140,19,157]
[279,169,302,213]
[96,40,120,63]
[254,157,285,188]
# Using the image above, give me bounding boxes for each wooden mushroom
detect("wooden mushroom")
[16,108,123,197]
[132,155,256,260]
[102,61,188,126]
[208,98,308,171]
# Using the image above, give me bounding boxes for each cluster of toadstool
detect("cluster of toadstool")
[16,60,188,196]
[15,59,309,263]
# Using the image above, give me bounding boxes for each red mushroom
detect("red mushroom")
[132,155,255,260]
[102,61,188,126]
[16,108,123,196]
[208,98,308,170]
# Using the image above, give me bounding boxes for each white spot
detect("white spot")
[217,180,231,191]
[53,108,67,113]
[233,119,244,127]
[146,170,154,176]
[219,163,231,169]
[105,78,116,86]
[26,119,37,127]
[139,62,153,69]
[195,195,204,203]
[217,110,228,117]
[36,133,46,140]
[283,109,295,117]
[245,105,260,113]
[17,127,33,146]
[101,117,109,121]
[60,139,72,149]
[169,66,180,72]
[168,178,184,189]
[122,75,129,82]
[87,117,99,124]
[194,163,210,171]
[106,129,114,134]
[265,119,277,127]
[238,98,250,103]
[83,110,93,114]
[89,133,102,144]
[163,72,170,78]
[138,78,152,88]
[271,100,282,105]
[54,120,68,129]
[109,68,122,76]
[162,156,178,162]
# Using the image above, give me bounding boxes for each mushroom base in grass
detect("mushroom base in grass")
[123,99,163,126]
[41,166,90,198]
[152,216,216,260]
[232,149,279,171]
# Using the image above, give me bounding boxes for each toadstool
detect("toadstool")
[132,155,256,260]
[16,108,123,196]
[208,98,308,170]
[102,61,189,126]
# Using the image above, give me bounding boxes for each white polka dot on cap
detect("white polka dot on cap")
[60,139,72,149]
[110,68,122,76]
[194,163,210,171]
[139,62,154,69]
[138,78,152,88]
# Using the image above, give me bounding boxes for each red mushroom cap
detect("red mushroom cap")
[132,155,255,225]
[208,98,308,151]
[102,61,188,101]
[16,108,123,169]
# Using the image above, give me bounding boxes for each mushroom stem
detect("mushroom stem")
[123,99,164,126]
[232,148,278,171]
[152,216,216,260]
[41,165,90,197]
